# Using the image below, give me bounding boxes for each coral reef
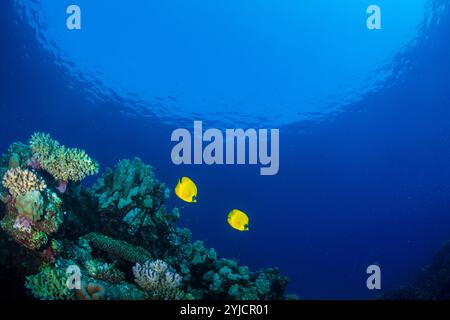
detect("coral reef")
[172,239,288,299]
[29,132,99,192]
[383,241,450,300]
[0,135,290,300]
[0,188,63,250]
[93,158,167,213]
[91,157,182,258]
[0,142,32,202]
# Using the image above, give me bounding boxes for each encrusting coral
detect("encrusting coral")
[0,134,292,300]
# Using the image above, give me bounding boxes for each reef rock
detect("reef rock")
[383,241,450,300]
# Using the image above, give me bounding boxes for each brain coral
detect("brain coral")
[29,132,99,183]
[2,168,46,197]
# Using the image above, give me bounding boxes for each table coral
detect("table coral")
[29,132,99,191]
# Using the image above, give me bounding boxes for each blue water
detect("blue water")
[2,0,450,299]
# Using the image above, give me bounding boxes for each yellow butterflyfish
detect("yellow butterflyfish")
[175,177,198,203]
[227,209,249,231]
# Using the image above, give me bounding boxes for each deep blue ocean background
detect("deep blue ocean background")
[1,0,450,299]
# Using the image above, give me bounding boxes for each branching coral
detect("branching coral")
[29,132,99,191]
[25,264,72,300]
[133,260,183,299]
[0,142,37,202]
[2,168,46,197]
[29,132,58,162]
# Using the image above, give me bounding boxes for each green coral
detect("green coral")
[82,232,152,263]
[25,264,72,300]
[122,208,145,236]
[0,136,291,300]
[105,282,147,300]
[0,140,65,251]
[15,190,44,222]
[8,153,20,169]
[89,159,289,300]
[83,259,125,284]
[0,189,63,250]
[2,142,31,169]
[29,132,99,183]
[24,254,148,301]
[91,158,179,257]
[93,157,167,213]
[173,240,288,300]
